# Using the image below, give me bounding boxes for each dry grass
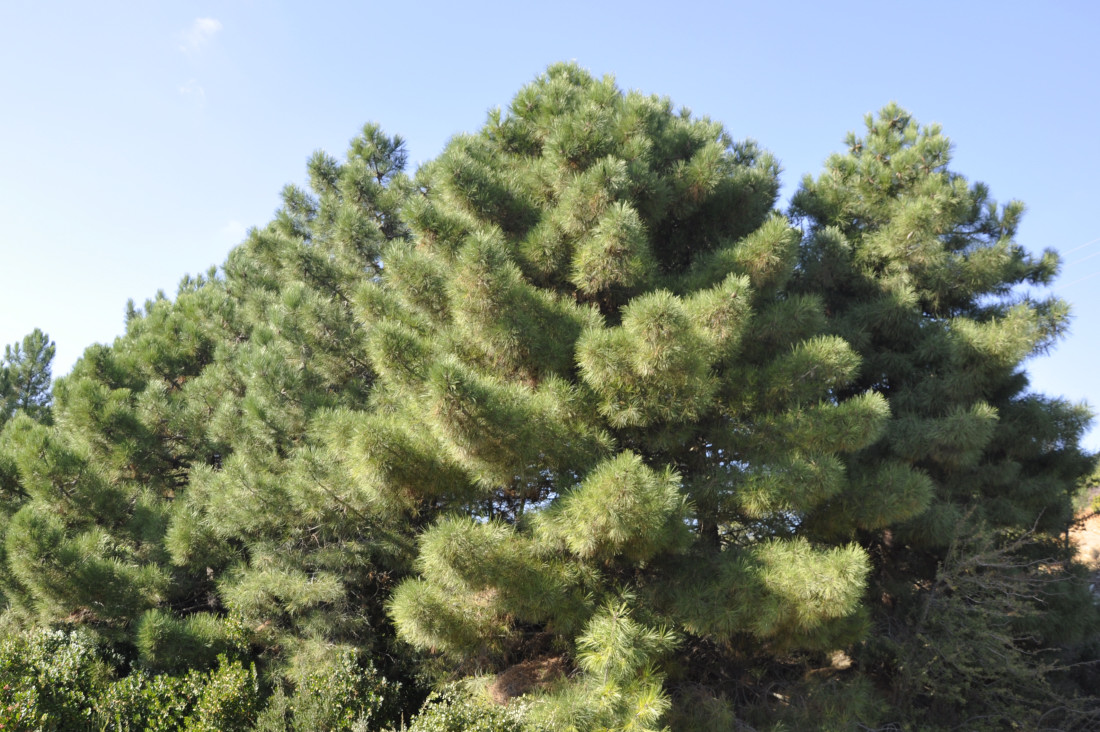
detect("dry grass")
[487,656,567,705]
[1071,512,1100,570]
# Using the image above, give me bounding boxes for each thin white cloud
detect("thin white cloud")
[220,220,247,243]
[179,17,222,54]
[178,79,205,105]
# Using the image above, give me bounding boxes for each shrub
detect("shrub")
[253,648,402,731]
[0,627,114,731]
[96,655,260,731]
[399,684,539,732]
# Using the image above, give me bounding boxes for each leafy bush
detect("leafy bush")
[0,627,114,731]
[0,627,265,732]
[98,671,196,731]
[97,655,261,731]
[186,657,262,731]
[398,685,539,732]
[253,648,402,731]
[96,655,260,731]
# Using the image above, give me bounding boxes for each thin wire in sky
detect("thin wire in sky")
[1060,240,1100,288]
[1063,236,1100,256]
[1061,269,1100,289]
[1068,249,1100,267]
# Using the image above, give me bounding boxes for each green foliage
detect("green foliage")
[182,657,262,732]
[0,627,114,731]
[399,685,540,732]
[1078,462,1100,514]
[531,603,676,732]
[253,647,402,732]
[791,104,1085,543]
[535,451,688,562]
[788,102,1099,724]
[0,328,55,426]
[136,610,249,673]
[379,65,898,731]
[98,671,198,732]
[0,627,264,732]
[95,655,261,732]
[0,66,1094,730]
[667,538,869,649]
[0,626,404,732]
[872,527,1100,730]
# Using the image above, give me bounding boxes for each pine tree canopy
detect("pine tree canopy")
[0,65,1095,730]
[0,328,55,426]
[791,104,1090,549]
[379,69,890,696]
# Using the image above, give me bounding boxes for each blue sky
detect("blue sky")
[2,1,1098,448]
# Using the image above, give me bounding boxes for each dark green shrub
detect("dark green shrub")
[96,654,260,731]
[399,685,539,732]
[252,648,401,731]
[186,656,262,731]
[97,671,197,732]
[0,627,114,731]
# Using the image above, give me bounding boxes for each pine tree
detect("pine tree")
[0,124,416,690]
[789,104,1099,726]
[365,64,905,728]
[790,104,1090,541]
[157,124,416,681]
[0,282,230,636]
[0,328,55,426]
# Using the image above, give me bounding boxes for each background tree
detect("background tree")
[0,125,418,728]
[789,104,1099,728]
[0,328,55,426]
[159,123,418,694]
[790,104,1089,544]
